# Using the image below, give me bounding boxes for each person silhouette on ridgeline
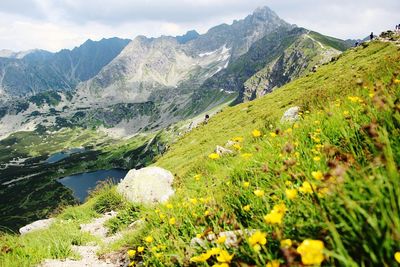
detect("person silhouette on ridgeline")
[204,114,210,124]
[370,32,374,41]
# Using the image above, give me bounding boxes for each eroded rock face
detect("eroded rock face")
[281,106,300,123]
[19,218,55,235]
[117,166,174,204]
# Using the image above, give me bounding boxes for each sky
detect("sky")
[0,0,399,52]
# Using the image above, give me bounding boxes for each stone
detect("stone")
[190,229,256,249]
[281,106,300,123]
[225,140,236,148]
[19,218,55,235]
[117,166,174,204]
[215,145,233,156]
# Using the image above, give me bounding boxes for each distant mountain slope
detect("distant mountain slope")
[0,38,130,97]
[77,6,292,104]
[0,7,350,140]
[188,27,349,112]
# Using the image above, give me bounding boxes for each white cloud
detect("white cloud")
[0,0,398,52]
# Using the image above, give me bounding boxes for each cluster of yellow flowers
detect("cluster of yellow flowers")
[297,239,325,265]
[198,127,332,266]
[264,203,287,225]
[127,246,145,267]
[209,153,220,160]
[190,247,234,265]
[248,231,267,251]
[347,96,363,103]
[252,129,262,138]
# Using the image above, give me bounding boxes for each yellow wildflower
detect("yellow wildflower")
[144,236,153,243]
[209,247,222,255]
[318,187,330,197]
[137,246,144,253]
[285,188,297,200]
[348,96,361,103]
[299,181,314,194]
[394,79,400,84]
[194,174,201,181]
[395,251,400,263]
[155,253,163,258]
[369,92,374,98]
[297,239,325,265]
[128,261,135,267]
[252,129,262,137]
[312,137,321,143]
[280,239,292,248]
[343,110,349,116]
[159,213,166,219]
[270,132,277,138]
[285,128,292,134]
[285,181,292,186]
[264,204,286,225]
[312,171,323,180]
[190,198,198,205]
[266,260,280,267]
[233,143,242,150]
[166,203,173,209]
[213,263,229,267]
[243,205,251,211]
[196,233,202,239]
[249,231,267,251]
[127,249,136,258]
[254,189,265,197]
[217,235,227,244]
[243,181,250,188]
[313,156,321,162]
[190,252,212,262]
[241,153,253,159]
[169,217,176,225]
[209,153,220,160]
[293,123,300,129]
[204,210,210,216]
[216,250,234,263]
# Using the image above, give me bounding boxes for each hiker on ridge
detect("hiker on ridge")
[370,32,374,41]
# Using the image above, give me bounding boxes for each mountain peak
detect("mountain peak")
[176,30,200,44]
[252,6,278,19]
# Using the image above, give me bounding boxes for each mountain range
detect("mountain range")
[0,7,350,139]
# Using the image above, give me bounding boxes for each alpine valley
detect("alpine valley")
[0,7,350,231]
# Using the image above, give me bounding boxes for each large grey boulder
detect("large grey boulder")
[281,106,300,123]
[117,166,174,204]
[19,218,55,235]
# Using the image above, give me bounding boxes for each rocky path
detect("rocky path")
[39,211,125,267]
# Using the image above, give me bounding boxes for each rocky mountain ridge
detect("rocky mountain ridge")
[0,7,350,140]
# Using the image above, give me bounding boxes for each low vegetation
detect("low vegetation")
[1,41,399,266]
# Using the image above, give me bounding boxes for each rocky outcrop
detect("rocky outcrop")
[281,106,301,123]
[117,166,174,204]
[19,218,55,235]
[243,32,343,102]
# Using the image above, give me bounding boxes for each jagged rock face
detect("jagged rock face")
[242,32,342,101]
[77,6,289,104]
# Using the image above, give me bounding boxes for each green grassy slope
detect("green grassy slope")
[139,41,400,266]
[157,41,399,176]
[1,41,399,266]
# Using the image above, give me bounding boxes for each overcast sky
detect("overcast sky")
[0,0,398,52]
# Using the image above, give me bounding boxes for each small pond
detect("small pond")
[46,148,86,164]
[58,169,128,202]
